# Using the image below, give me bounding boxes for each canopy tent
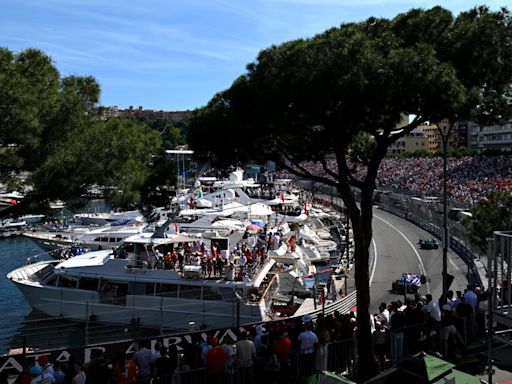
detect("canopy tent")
[251,219,265,227]
[364,352,481,384]
[246,224,263,232]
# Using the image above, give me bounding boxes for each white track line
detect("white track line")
[370,238,377,286]
[374,214,430,292]
[449,256,460,271]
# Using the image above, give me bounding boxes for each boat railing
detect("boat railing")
[9,260,58,282]
[259,273,278,306]
[25,231,84,243]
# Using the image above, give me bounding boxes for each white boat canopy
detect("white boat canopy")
[56,250,112,269]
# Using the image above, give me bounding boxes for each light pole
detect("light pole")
[437,121,452,296]
[345,208,350,296]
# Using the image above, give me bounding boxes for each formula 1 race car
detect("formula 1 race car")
[391,273,423,294]
[418,237,439,250]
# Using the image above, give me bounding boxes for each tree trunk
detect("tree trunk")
[340,185,378,381]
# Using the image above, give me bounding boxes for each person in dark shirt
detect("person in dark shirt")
[154,346,177,384]
[390,302,406,362]
[85,349,111,384]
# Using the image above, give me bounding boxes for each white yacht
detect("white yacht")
[18,214,45,224]
[0,219,27,237]
[74,210,143,226]
[8,234,283,331]
[22,222,145,253]
[0,191,24,213]
[8,188,352,331]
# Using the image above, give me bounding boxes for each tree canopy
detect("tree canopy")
[0,48,162,215]
[467,191,512,252]
[188,6,512,380]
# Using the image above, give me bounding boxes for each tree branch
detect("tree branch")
[318,156,339,180]
[276,150,337,187]
[384,115,426,147]
[335,151,365,190]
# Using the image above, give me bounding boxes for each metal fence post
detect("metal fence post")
[85,301,89,346]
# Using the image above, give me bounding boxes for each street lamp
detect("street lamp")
[436,120,453,296]
[345,209,350,296]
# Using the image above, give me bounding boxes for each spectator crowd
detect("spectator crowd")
[277,155,512,206]
[14,281,488,384]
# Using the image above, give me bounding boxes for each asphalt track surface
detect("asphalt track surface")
[370,207,469,314]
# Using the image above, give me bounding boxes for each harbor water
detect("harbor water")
[0,200,160,354]
[0,236,45,354]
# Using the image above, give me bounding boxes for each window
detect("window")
[179,285,202,299]
[157,283,179,298]
[58,275,78,288]
[128,282,146,295]
[78,278,99,291]
[202,286,222,300]
[145,283,155,295]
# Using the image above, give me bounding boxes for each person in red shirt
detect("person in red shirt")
[274,332,291,383]
[205,338,228,384]
[111,352,133,383]
[274,332,291,360]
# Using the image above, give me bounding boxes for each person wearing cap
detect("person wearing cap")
[37,355,55,378]
[30,368,54,384]
[29,366,48,384]
[29,366,42,377]
[28,356,55,384]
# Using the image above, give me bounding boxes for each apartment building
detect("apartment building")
[388,128,429,154]
[465,120,512,152]
[102,106,192,124]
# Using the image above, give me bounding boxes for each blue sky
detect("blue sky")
[0,0,507,111]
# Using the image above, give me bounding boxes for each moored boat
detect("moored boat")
[8,201,351,331]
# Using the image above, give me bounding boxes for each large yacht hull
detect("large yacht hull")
[11,279,265,331]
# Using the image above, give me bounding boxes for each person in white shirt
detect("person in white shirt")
[379,303,390,326]
[425,294,441,322]
[236,331,256,383]
[35,356,55,384]
[71,362,86,384]
[190,253,199,265]
[424,293,442,342]
[239,254,247,269]
[133,340,153,380]
[298,319,318,377]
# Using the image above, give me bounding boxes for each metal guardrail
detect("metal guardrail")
[378,195,483,288]
[312,184,481,288]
